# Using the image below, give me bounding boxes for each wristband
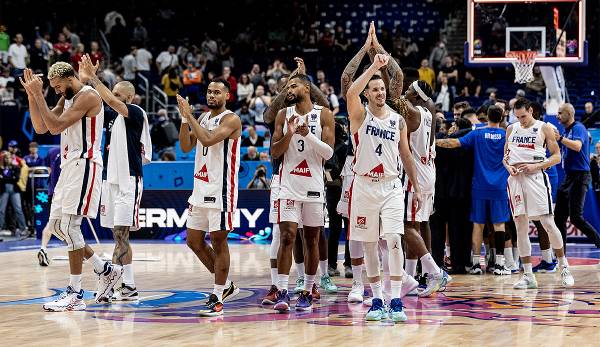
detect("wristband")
[181,117,188,124]
[558,135,563,142]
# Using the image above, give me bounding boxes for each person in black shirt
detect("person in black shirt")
[241,126,265,147]
[79,54,146,301]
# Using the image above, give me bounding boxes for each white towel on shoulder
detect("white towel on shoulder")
[107,104,152,191]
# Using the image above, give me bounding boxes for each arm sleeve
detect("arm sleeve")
[305,132,334,160]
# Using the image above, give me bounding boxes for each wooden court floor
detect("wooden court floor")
[1,242,600,346]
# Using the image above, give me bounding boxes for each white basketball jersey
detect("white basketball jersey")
[352,105,402,178]
[506,119,547,165]
[61,85,104,168]
[188,110,240,211]
[403,105,435,193]
[278,105,325,203]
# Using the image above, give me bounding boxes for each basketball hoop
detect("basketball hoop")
[506,51,537,84]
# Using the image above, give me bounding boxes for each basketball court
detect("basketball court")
[1,241,600,345]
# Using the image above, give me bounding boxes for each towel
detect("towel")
[107,104,152,191]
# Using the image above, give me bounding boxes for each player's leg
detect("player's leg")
[318,227,337,293]
[404,221,420,278]
[292,227,305,293]
[469,197,487,274]
[513,214,538,289]
[262,223,280,305]
[37,219,54,266]
[111,226,137,300]
[363,240,387,321]
[532,220,557,273]
[274,199,301,311]
[186,228,216,273]
[536,214,574,287]
[326,188,343,276]
[347,239,365,303]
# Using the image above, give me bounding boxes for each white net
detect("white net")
[507,51,537,84]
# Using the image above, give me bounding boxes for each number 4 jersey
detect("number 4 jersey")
[352,105,402,179]
[278,105,325,203]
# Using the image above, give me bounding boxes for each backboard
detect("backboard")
[466,0,587,66]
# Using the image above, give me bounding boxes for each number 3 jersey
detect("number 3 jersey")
[352,105,402,179]
[278,105,325,203]
[188,110,240,211]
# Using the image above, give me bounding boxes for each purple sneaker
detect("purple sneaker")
[273,289,290,312]
[295,290,313,311]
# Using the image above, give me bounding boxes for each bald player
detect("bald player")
[79,54,149,301]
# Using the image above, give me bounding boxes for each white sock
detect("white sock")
[557,256,569,268]
[495,254,505,266]
[541,249,553,263]
[445,245,451,257]
[69,274,82,292]
[472,254,480,267]
[122,264,134,287]
[213,284,226,301]
[89,253,106,273]
[383,271,391,294]
[270,267,278,286]
[370,281,383,299]
[295,262,305,280]
[225,279,232,287]
[319,260,329,277]
[278,274,289,291]
[304,274,316,291]
[406,259,418,277]
[420,253,440,274]
[41,246,47,251]
[352,264,364,285]
[504,248,515,267]
[523,263,533,274]
[512,247,519,263]
[391,280,402,299]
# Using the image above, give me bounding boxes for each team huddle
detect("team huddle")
[20,22,574,321]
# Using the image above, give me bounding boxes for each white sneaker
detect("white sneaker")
[513,273,538,289]
[400,275,419,297]
[560,267,574,287]
[347,281,364,303]
[111,284,139,301]
[95,262,123,303]
[363,297,373,307]
[43,286,86,312]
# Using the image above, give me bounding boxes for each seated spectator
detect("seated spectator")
[582,102,599,128]
[242,126,265,147]
[24,142,43,167]
[161,68,182,105]
[236,104,257,126]
[53,33,71,62]
[221,66,238,107]
[242,146,259,161]
[182,63,203,105]
[259,151,269,161]
[89,41,104,67]
[246,164,270,189]
[151,109,178,159]
[0,151,27,234]
[418,59,435,89]
[0,67,15,104]
[462,71,481,97]
[237,73,254,104]
[7,140,22,162]
[70,43,85,72]
[249,64,265,86]
[160,151,176,161]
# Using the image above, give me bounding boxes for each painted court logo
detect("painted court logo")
[291,159,312,177]
[194,164,209,182]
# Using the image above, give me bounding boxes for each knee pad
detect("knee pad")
[270,224,281,259]
[60,215,85,251]
[384,234,405,277]
[349,240,364,259]
[514,216,531,258]
[538,215,564,249]
[363,242,380,278]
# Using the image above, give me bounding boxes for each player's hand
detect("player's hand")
[296,123,309,137]
[287,114,299,134]
[412,191,422,213]
[176,94,193,119]
[516,163,539,174]
[19,69,43,95]
[370,21,379,48]
[363,21,374,50]
[294,57,306,76]
[372,54,390,69]
[507,165,519,176]
[79,54,99,83]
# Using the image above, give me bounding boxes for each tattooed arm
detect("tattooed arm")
[435,138,461,148]
[369,22,403,99]
[263,90,288,125]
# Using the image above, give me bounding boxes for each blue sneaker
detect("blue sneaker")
[365,298,387,321]
[419,269,451,297]
[273,289,290,312]
[295,290,313,311]
[532,259,557,273]
[389,298,408,323]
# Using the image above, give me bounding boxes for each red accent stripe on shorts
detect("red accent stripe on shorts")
[277,199,281,224]
[507,181,514,215]
[88,116,96,159]
[83,162,97,215]
[229,139,238,211]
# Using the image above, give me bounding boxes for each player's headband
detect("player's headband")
[412,81,428,101]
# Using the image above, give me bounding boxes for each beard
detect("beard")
[287,93,303,105]
[207,100,223,109]
[64,86,75,100]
